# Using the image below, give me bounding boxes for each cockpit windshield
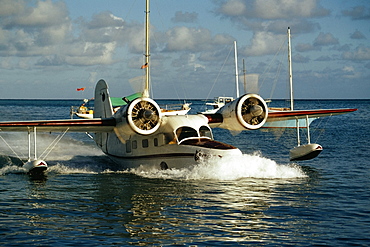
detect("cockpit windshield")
[175,127,198,143]
[174,126,213,143]
[199,126,212,139]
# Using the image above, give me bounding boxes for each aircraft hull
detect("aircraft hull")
[104,143,243,170]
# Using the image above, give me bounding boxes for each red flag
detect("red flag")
[141,63,148,69]
[76,87,85,91]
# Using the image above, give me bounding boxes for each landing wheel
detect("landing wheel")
[160,161,168,170]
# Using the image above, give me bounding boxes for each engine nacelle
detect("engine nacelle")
[114,97,162,136]
[215,94,268,130]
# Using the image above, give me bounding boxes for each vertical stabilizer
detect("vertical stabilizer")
[94,80,113,119]
[94,80,113,153]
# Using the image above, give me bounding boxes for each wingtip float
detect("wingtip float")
[23,159,48,176]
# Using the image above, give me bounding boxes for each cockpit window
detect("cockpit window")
[199,126,212,139]
[175,127,198,142]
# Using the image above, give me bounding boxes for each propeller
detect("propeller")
[209,93,268,131]
[131,100,160,131]
[121,97,162,135]
[241,97,266,125]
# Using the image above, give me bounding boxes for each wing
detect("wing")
[203,105,357,131]
[0,118,116,132]
[267,108,357,122]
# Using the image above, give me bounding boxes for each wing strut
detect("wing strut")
[23,126,48,175]
[290,115,323,161]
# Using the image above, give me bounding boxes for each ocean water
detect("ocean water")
[0,99,369,246]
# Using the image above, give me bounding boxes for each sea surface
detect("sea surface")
[0,99,369,246]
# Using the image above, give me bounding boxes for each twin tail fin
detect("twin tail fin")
[93,79,114,119]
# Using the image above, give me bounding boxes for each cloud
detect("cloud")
[350,30,366,40]
[341,65,361,79]
[0,0,25,17]
[313,32,339,47]
[218,0,247,16]
[163,26,233,52]
[253,0,329,19]
[296,43,319,52]
[293,54,310,63]
[262,19,320,35]
[342,5,370,20]
[342,65,354,72]
[64,42,117,66]
[77,11,127,45]
[171,11,198,23]
[2,0,69,29]
[342,45,370,60]
[217,0,330,19]
[0,0,71,57]
[215,0,327,37]
[85,11,124,29]
[243,31,286,56]
[35,55,65,66]
[315,55,332,61]
[214,0,326,57]
[0,0,128,67]
[337,44,351,52]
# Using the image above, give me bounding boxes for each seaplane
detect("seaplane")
[0,0,357,175]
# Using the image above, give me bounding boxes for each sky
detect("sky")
[0,0,369,100]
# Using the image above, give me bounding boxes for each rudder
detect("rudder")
[94,79,113,153]
[94,79,114,118]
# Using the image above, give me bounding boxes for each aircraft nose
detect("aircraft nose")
[250,105,263,117]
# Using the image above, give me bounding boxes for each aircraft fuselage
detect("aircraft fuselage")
[96,114,242,169]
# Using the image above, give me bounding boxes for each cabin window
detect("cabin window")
[142,139,149,148]
[154,138,158,146]
[199,126,212,139]
[175,127,198,142]
[126,140,131,153]
[132,140,137,149]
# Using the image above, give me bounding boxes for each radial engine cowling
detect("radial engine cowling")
[216,94,268,131]
[115,97,162,136]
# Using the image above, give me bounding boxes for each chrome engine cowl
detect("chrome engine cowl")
[215,94,268,130]
[115,97,162,136]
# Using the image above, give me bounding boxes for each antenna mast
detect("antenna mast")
[243,59,246,93]
[234,41,239,98]
[288,27,294,110]
[143,0,150,98]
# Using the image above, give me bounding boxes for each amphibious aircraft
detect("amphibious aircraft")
[0,79,356,174]
[0,0,357,174]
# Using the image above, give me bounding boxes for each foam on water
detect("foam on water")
[0,164,26,175]
[129,152,307,180]
[47,163,99,174]
[0,131,305,179]
[1,151,306,180]
[1,131,305,180]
